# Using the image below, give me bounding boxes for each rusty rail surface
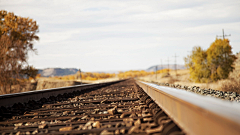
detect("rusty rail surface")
[136,80,240,135]
[0,79,184,135]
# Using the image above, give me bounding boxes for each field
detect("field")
[2,62,240,95]
[35,77,120,90]
[138,66,240,93]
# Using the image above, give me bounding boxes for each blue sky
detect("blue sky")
[1,0,240,71]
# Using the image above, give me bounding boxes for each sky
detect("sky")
[1,0,240,72]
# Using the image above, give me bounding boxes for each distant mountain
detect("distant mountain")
[146,64,186,72]
[38,68,78,77]
[37,65,186,77]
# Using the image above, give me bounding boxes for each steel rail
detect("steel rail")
[0,79,124,107]
[136,80,240,135]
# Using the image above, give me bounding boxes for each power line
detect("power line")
[173,53,179,75]
[166,57,170,74]
[79,69,82,84]
[155,65,157,80]
[161,59,162,73]
[216,29,231,39]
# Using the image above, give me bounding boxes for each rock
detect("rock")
[107,106,118,115]
[146,125,163,134]
[45,105,51,109]
[62,111,69,116]
[134,119,141,126]
[59,126,73,131]
[120,113,125,118]
[143,117,153,122]
[123,118,134,122]
[100,130,114,135]
[117,109,123,113]
[115,129,120,135]
[25,122,31,126]
[101,99,107,104]
[94,109,100,113]
[85,121,93,127]
[120,129,126,134]
[38,124,47,129]
[81,115,89,120]
[68,117,77,122]
[108,116,114,119]
[14,123,22,127]
[115,123,121,128]
[126,121,133,127]
[16,131,21,135]
[92,121,101,128]
[128,126,140,134]
[103,111,108,114]
[32,129,38,134]
[129,113,137,118]
[142,113,152,118]
[77,125,84,130]
[161,119,172,125]
[88,126,92,129]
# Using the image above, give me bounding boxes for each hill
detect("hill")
[146,64,186,72]
[38,68,78,77]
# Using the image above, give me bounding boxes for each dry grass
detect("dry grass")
[0,82,37,95]
[0,77,120,95]
[36,77,120,90]
[220,69,240,93]
[138,68,240,92]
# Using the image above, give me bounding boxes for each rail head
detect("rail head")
[0,79,125,107]
[136,80,240,135]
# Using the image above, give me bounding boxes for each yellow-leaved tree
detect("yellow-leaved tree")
[207,38,236,81]
[185,46,210,83]
[185,38,236,83]
[0,10,39,94]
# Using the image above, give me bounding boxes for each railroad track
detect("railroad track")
[1,79,240,135]
[0,79,184,135]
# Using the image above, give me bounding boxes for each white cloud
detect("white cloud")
[2,0,240,71]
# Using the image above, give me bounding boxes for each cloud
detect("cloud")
[2,0,240,71]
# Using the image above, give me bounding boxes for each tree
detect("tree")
[0,10,39,94]
[207,38,236,81]
[185,46,210,83]
[185,38,236,83]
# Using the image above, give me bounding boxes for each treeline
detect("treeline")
[49,72,116,81]
[117,69,171,79]
[118,70,152,79]
[47,69,173,81]
[47,69,172,81]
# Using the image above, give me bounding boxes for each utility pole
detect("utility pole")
[216,29,231,70]
[155,65,157,80]
[79,69,82,84]
[216,29,231,39]
[173,53,179,76]
[161,59,163,74]
[166,57,170,74]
